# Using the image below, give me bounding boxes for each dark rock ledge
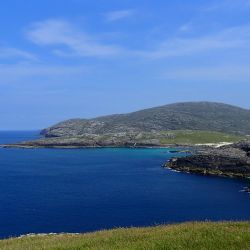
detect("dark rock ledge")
[165,141,250,179]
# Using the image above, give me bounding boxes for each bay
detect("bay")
[0,131,249,239]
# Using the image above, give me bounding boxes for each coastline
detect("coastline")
[165,141,250,179]
[2,137,250,181]
[0,144,194,149]
[0,142,232,149]
[164,164,250,179]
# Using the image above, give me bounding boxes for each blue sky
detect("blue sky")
[1,0,250,129]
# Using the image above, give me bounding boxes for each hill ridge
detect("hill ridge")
[42,102,250,137]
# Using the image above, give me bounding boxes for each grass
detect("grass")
[159,130,244,145]
[0,222,249,250]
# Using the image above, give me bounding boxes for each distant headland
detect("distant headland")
[2,101,250,148]
[2,101,250,179]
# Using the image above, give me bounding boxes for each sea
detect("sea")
[0,131,249,239]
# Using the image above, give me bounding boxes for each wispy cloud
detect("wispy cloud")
[178,22,194,32]
[105,9,134,22]
[25,19,250,63]
[0,46,37,60]
[162,64,250,82]
[0,63,88,82]
[138,25,250,59]
[26,19,123,57]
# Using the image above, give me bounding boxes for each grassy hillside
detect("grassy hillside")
[42,102,250,137]
[1,222,249,250]
[159,130,244,145]
[4,130,245,148]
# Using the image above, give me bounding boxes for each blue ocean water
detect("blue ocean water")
[0,131,249,239]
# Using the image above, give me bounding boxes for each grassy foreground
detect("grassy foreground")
[0,222,249,250]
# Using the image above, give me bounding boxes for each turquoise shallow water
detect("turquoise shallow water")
[0,131,249,239]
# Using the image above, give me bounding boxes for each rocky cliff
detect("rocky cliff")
[166,141,250,178]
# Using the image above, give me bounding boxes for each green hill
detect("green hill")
[1,222,249,250]
[158,130,244,144]
[42,102,250,137]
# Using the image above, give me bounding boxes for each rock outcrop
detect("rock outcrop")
[166,141,250,178]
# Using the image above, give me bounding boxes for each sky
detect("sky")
[1,0,250,130]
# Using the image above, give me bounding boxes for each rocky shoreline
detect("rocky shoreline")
[2,133,250,182]
[165,141,250,179]
[0,137,168,149]
[0,132,195,149]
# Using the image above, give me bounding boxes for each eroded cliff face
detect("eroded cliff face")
[166,141,250,178]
